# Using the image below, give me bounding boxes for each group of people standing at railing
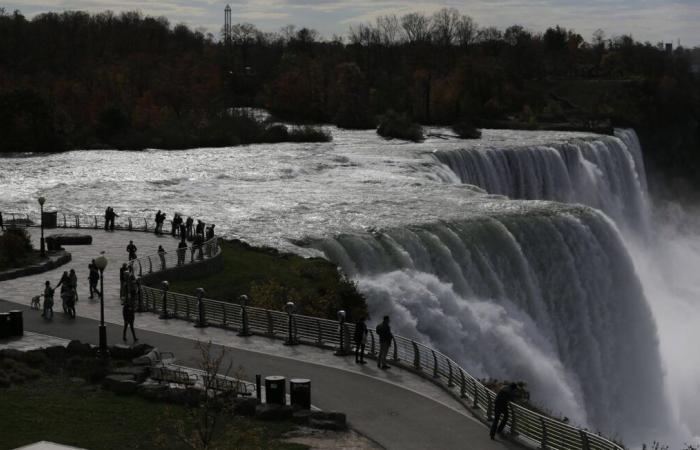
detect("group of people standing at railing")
[353,315,394,370]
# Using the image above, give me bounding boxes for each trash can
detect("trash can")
[9,310,23,337]
[289,378,311,409]
[42,211,58,228]
[265,375,286,405]
[0,313,10,339]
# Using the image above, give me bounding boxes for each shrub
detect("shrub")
[0,227,33,263]
[377,111,424,142]
[451,119,482,139]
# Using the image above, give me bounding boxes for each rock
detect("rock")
[66,340,93,357]
[233,397,259,417]
[255,404,294,421]
[308,411,347,430]
[110,366,150,383]
[102,374,138,395]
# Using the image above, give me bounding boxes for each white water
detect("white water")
[0,127,690,445]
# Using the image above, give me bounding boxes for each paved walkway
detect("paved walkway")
[0,228,518,450]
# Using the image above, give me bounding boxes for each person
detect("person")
[104,207,110,231]
[195,220,205,238]
[354,317,368,364]
[194,233,204,260]
[88,262,100,299]
[206,224,215,240]
[127,240,137,260]
[42,280,54,319]
[179,221,187,239]
[157,245,166,270]
[109,207,118,230]
[490,383,519,440]
[122,279,138,342]
[119,263,129,300]
[376,315,393,369]
[56,271,70,290]
[69,268,78,303]
[154,210,162,234]
[185,216,194,239]
[177,239,187,265]
[0,211,4,230]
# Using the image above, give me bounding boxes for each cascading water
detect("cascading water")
[313,204,670,444]
[433,129,650,233]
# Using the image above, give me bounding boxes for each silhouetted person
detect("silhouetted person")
[195,220,205,238]
[0,211,4,230]
[154,210,163,234]
[179,222,187,239]
[376,315,393,369]
[490,383,519,440]
[42,280,54,319]
[177,240,187,265]
[109,207,118,230]
[88,262,99,299]
[69,268,78,303]
[185,216,194,238]
[206,224,215,240]
[123,276,138,342]
[127,240,137,260]
[354,317,368,364]
[157,245,166,270]
[104,207,110,230]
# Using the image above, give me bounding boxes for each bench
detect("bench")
[45,233,93,251]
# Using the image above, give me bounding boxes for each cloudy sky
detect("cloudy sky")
[6,0,700,46]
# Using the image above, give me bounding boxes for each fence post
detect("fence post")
[334,310,349,356]
[447,359,454,387]
[579,430,590,450]
[195,288,206,327]
[412,341,421,370]
[144,218,148,231]
[431,350,439,378]
[94,216,97,229]
[540,418,549,450]
[460,370,467,399]
[238,295,252,336]
[159,281,169,319]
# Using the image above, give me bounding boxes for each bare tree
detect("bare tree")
[477,26,503,43]
[430,7,461,46]
[230,23,260,45]
[401,12,431,43]
[376,14,401,45]
[455,15,478,47]
[348,23,380,46]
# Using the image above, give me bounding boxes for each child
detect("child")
[42,281,54,319]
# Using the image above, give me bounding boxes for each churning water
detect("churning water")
[0,127,695,446]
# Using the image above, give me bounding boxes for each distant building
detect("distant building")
[224,5,232,43]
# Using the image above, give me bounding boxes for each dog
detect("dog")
[30,295,42,310]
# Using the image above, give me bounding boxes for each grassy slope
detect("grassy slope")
[0,376,305,450]
[168,240,367,321]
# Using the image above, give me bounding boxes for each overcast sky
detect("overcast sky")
[6,0,700,47]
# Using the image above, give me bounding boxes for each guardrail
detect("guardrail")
[138,280,623,450]
[1,211,185,233]
[127,237,221,278]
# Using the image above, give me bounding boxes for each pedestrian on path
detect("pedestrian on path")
[69,268,78,303]
[122,283,138,343]
[354,317,368,364]
[185,216,194,239]
[376,315,393,370]
[127,240,137,260]
[490,383,519,440]
[119,263,129,300]
[42,280,54,319]
[157,245,166,270]
[177,239,187,266]
[88,261,99,299]
[195,220,205,239]
[104,207,110,231]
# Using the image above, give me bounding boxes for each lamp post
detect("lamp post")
[284,301,297,346]
[38,197,46,257]
[94,252,108,355]
[335,310,349,356]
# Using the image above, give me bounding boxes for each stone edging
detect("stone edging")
[0,251,72,282]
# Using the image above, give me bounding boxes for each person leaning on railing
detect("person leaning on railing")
[376,316,393,370]
[490,383,519,441]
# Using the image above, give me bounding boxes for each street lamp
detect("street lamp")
[37,197,46,257]
[94,252,109,355]
[284,301,297,346]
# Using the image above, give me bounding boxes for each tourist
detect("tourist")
[185,216,194,238]
[354,317,368,364]
[490,383,519,440]
[42,280,54,319]
[56,271,69,290]
[69,268,78,303]
[376,315,393,369]
[179,221,187,239]
[206,224,215,240]
[154,210,162,234]
[122,279,138,342]
[88,261,100,299]
[127,240,137,260]
[119,263,129,300]
[109,207,118,230]
[157,245,166,270]
[195,220,205,238]
[104,207,110,230]
[177,239,187,265]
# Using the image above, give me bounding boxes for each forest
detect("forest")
[0,7,699,193]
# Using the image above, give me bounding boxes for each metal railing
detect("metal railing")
[127,237,222,278]
[1,211,192,234]
[138,281,623,450]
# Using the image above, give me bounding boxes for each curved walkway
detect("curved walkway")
[0,228,518,450]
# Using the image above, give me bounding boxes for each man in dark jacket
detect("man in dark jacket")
[375,315,393,369]
[490,383,519,439]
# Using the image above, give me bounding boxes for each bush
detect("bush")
[377,111,424,142]
[451,119,482,139]
[0,227,33,263]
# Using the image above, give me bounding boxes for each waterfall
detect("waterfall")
[313,205,669,443]
[433,130,650,233]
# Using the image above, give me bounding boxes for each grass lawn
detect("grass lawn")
[0,376,307,450]
[167,240,367,321]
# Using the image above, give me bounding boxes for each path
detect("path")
[0,228,518,450]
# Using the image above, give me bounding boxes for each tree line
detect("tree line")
[0,8,698,192]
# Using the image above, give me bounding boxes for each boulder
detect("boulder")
[102,374,138,395]
[233,397,259,417]
[255,404,294,421]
